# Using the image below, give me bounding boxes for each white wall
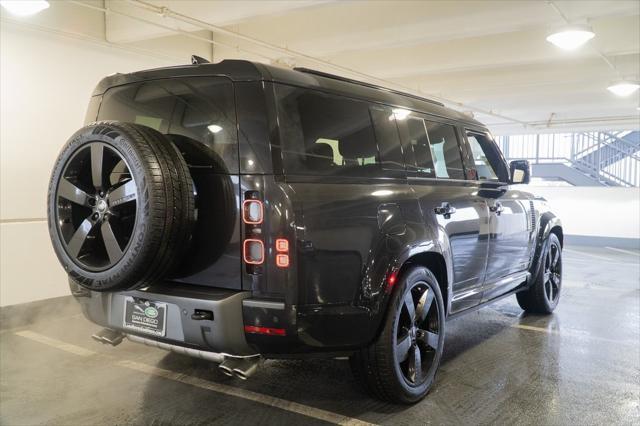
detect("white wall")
[0,18,209,307]
[529,186,640,240]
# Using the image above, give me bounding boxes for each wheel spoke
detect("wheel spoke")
[404,292,416,322]
[108,180,137,207]
[409,346,422,383]
[101,221,123,264]
[551,246,560,268]
[415,289,434,325]
[546,279,554,301]
[91,144,104,190]
[396,334,412,363]
[58,178,91,207]
[424,330,439,350]
[66,217,95,257]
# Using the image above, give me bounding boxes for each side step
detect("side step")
[92,328,124,346]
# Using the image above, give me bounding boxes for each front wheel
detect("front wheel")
[350,266,446,404]
[516,233,562,314]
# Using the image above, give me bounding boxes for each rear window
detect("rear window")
[275,85,403,177]
[97,77,238,172]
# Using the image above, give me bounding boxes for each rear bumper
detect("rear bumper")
[70,280,257,356]
[71,280,375,357]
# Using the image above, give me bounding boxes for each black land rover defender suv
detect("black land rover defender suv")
[48,59,563,403]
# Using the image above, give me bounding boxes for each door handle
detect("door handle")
[490,202,504,215]
[434,202,456,219]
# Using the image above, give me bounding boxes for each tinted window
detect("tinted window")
[370,107,405,171]
[405,117,435,177]
[98,77,238,173]
[463,131,509,182]
[275,85,403,177]
[466,133,498,180]
[424,121,465,179]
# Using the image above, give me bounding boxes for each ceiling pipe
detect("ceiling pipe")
[68,1,275,62]
[74,0,528,127]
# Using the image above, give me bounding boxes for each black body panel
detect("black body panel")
[77,59,561,357]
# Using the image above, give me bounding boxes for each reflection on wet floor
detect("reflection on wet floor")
[1,245,638,425]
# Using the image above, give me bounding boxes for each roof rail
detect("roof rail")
[293,67,445,107]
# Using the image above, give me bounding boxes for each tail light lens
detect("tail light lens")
[275,238,289,252]
[243,239,264,265]
[275,237,289,268]
[244,325,286,336]
[276,254,290,268]
[243,199,263,224]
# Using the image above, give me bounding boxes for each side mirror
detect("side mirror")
[509,160,531,184]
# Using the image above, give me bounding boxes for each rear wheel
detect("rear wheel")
[48,122,194,291]
[350,266,445,404]
[516,233,562,314]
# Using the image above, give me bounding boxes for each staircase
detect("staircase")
[497,131,640,187]
[575,131,640,168]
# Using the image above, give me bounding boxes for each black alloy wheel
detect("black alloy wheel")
[395,281,441,386]
[350,266,445,404]
[516,232,563,314]
[56,142,137,271]
[48,122,194,291]
[543,239,562,305]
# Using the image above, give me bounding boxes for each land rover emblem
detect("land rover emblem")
[144,306,158,318]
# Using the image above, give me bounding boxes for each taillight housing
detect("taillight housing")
[243,199,263,225]
[243,239,264,265]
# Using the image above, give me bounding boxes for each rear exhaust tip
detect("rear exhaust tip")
[92,328,124,346]
[232,358,259,380]
[218,358,242,377]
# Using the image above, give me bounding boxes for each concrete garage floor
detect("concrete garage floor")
[1,245,638,425]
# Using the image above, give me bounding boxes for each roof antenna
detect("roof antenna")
[191,55,210,65]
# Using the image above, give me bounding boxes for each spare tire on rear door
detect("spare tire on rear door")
[47,121,194,291]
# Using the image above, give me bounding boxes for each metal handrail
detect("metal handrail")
[497,131,639,187]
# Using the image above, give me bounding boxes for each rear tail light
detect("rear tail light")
[275,237,289,268]
[243,199,263,224]
[275,238,289,252]
[244,325,286,336]
[276,254,290,268]
[243,239,264,265]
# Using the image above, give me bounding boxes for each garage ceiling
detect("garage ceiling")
[7,0,640,134]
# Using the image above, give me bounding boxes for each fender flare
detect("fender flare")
[530,212,563,284]
[393,235,453,316]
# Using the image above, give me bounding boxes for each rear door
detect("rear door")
[400,115,490,313]
[461,130,534,301]
[273,85,414,308]
[97,77,243,290]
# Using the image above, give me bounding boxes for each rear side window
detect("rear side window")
[98,77,238,173]
[424,121,465,180]
[398,114,465,180]
[275,85,404,177]
[405,117,435,177]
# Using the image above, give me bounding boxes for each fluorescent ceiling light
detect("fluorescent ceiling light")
[207,124,223,133]
[0,0,49,16]
[546,25,595,50]
[607,82,640,97]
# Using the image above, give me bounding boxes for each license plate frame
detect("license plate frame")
[123,297,167,337]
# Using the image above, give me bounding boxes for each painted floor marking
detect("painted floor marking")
[119,359,374,426]
[605,246,640,257]
[14,331,375,426]
[14,330,97,357]
[563,248,619,262]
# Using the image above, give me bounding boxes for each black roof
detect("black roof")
[93,59,485,128]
